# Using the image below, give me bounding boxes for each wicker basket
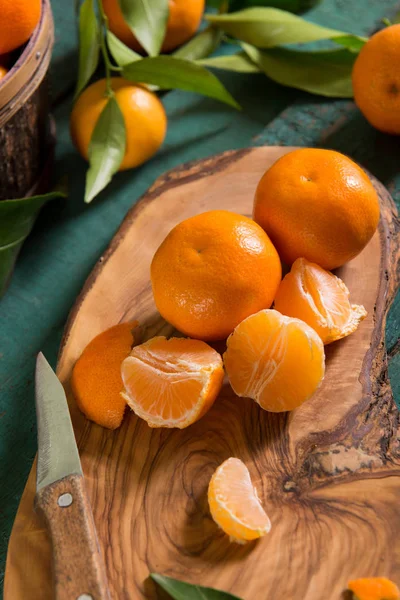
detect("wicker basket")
[0,0,55,296]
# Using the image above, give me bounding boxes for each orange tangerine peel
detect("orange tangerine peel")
[71,322,135,429]
[208,457,271,544]
[274,258,367,344]
[348,577,400,600]
[121,336,224,428]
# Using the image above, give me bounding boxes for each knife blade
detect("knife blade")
[35,352,110,600]
[36,352,82,491]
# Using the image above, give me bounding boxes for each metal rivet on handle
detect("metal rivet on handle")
[77,595,94,600]
[57,493,73,507]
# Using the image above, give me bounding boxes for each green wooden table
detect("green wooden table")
[1,0,399,591]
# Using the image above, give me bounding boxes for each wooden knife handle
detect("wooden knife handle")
[35,474,110,600]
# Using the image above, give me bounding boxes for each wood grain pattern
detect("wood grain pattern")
[36,474,110,600]
[5,147,400,600]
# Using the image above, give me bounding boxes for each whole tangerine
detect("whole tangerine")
[0,0,41,54]
[70,78,167,171]
[253,148,380,270]
[151,210,282,341]
[102,0,205,54]
[352,24,400,134]
[0,65,8,81]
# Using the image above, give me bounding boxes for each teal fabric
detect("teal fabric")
[1,0,399,591]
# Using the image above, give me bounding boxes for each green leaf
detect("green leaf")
[173,27,223,61]
[85,96,127,203]
[198,51,261,72]
[242,43,356,97]
[118,0,169,56]
[150,574,242,600]
[333,34,366,52]
[106,32,159,91]
[107,30,141,66]
[75,0,100,98]
[206,7,364,49]
[122,56,240,109]
[0,187,67,297]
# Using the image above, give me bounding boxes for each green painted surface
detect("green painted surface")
[0,0,399,591]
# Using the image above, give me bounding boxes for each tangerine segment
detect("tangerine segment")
[208,457,271,544]
[224,309,325,412]
[274,258,367,344]
[121,336,224,428]
[71,322,135,429]
[348,577,400,600]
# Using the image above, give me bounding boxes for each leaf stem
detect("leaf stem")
[96,0,114,96]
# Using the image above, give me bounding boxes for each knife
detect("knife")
[35,352,110,600]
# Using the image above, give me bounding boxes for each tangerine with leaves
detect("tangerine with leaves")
[208,457,271,544]
[102,0,205,54]
[224,309,325,412]
[352,24,400,134]
[151,210,282,341]
[121,336,224,428]
[70,78,167,171]
[274,258,367,344]
[253,148,380,270]
[0,0,41,54]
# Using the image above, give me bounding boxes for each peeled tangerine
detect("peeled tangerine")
[208,458,271,544]
[121,336,224,428]
[348,577,400,600]
[274,258,367,344]
[224,309,325,412]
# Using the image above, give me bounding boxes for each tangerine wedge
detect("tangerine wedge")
[223,309,325,412]
[121,336,224,428]
[274,258,367,344]
[208,457,271,544]
[348,577,400,600]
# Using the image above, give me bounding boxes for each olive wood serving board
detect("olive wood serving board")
[4,146,400,600]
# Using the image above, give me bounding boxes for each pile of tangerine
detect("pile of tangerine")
[72,148,380,544]
[0,0,42,83]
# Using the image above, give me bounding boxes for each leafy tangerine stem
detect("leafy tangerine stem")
[96,0,114,96]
